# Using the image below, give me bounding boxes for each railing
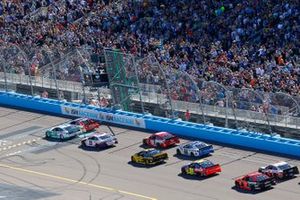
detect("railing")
[1,72,299,130]
[134,93,300,129]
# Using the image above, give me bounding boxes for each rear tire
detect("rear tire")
[176,149,181,155]
[81,141,86,147]
[191,152,195,157]
[145,159,150,165]
[181,168,186,174]
[96,144,103,149]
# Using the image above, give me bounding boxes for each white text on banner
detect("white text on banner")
[61,106,145,128]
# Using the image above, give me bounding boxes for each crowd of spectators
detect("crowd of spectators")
[0,0,299,102]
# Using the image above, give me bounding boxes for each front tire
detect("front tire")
[142,139,148,145]
[176,149,181,155]
[96,143,104,149]
[235,181,240,189]
[131,156,136,163]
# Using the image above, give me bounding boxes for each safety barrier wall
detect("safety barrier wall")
[0,91,299,158]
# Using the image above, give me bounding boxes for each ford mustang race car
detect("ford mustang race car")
[131,149,168,165]
[234,172,276,191]
[81,132,118,149]
[45,124,81,140]
[258,161,299,179]
[181,159,221,177]
[176,141,214,157]
[143,132,180,148]
[69,118,100,132]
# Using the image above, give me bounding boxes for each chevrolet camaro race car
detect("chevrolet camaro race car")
[45,124,81,140]
[131,149,168,165]
[181,159,221,177]
[142,132,180,148]
[176,141,214,157]
[234,172,276,191]
[81,132,118,149]
[69,118,100,132]
[258,161,299,179]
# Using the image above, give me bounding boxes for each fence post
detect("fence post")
[225,91,229,128]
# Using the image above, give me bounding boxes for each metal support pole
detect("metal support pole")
[2,64,8,92]
[15,46,34,96]
[149,55,175,119]
[133,57,145,114]
[225,91,229,128]
[184,72,206,124]
[47,50,60,100]
[27,63,34,95]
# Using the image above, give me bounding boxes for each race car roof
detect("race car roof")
[273,161,288,167]
[92,132,109,137]
[190,141,206,146]
[56,124,73,128]
[247,171,264,177]
[193,159,206,164]
[155,132,171,136]
[235,171,264,180]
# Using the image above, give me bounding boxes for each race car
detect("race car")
[234,172,276,191]
[81,132,118,149]
[258,161,299,179]
[131,149,168,165]
[181,159,221,177]
[45,124,81,140]
[176,141,214,157]
[69,118,100,132]
[142,132,180,148]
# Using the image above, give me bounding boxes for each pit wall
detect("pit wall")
[0,91,299,158]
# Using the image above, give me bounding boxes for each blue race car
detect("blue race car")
[176,141,214,157]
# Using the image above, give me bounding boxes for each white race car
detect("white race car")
[258,161,299,179]
[176,141,214,157]
[45,124,81,140]
[81,132,118,149]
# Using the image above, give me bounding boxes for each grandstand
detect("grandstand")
[0,0,299,137]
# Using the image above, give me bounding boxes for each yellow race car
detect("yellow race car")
[131,149,168,165]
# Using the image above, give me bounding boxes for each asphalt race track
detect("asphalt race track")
[0,107,299,200]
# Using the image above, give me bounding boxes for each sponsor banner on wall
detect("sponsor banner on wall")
[61,106,145,128]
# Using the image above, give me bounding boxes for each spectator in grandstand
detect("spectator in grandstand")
[0,0,299,104]
[185,109,191,121]
[99,96,109,108]
[41,90,48,98]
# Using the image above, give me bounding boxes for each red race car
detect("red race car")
[234,172,276,192]
[143,132,180,148]
[69,118,100,132]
